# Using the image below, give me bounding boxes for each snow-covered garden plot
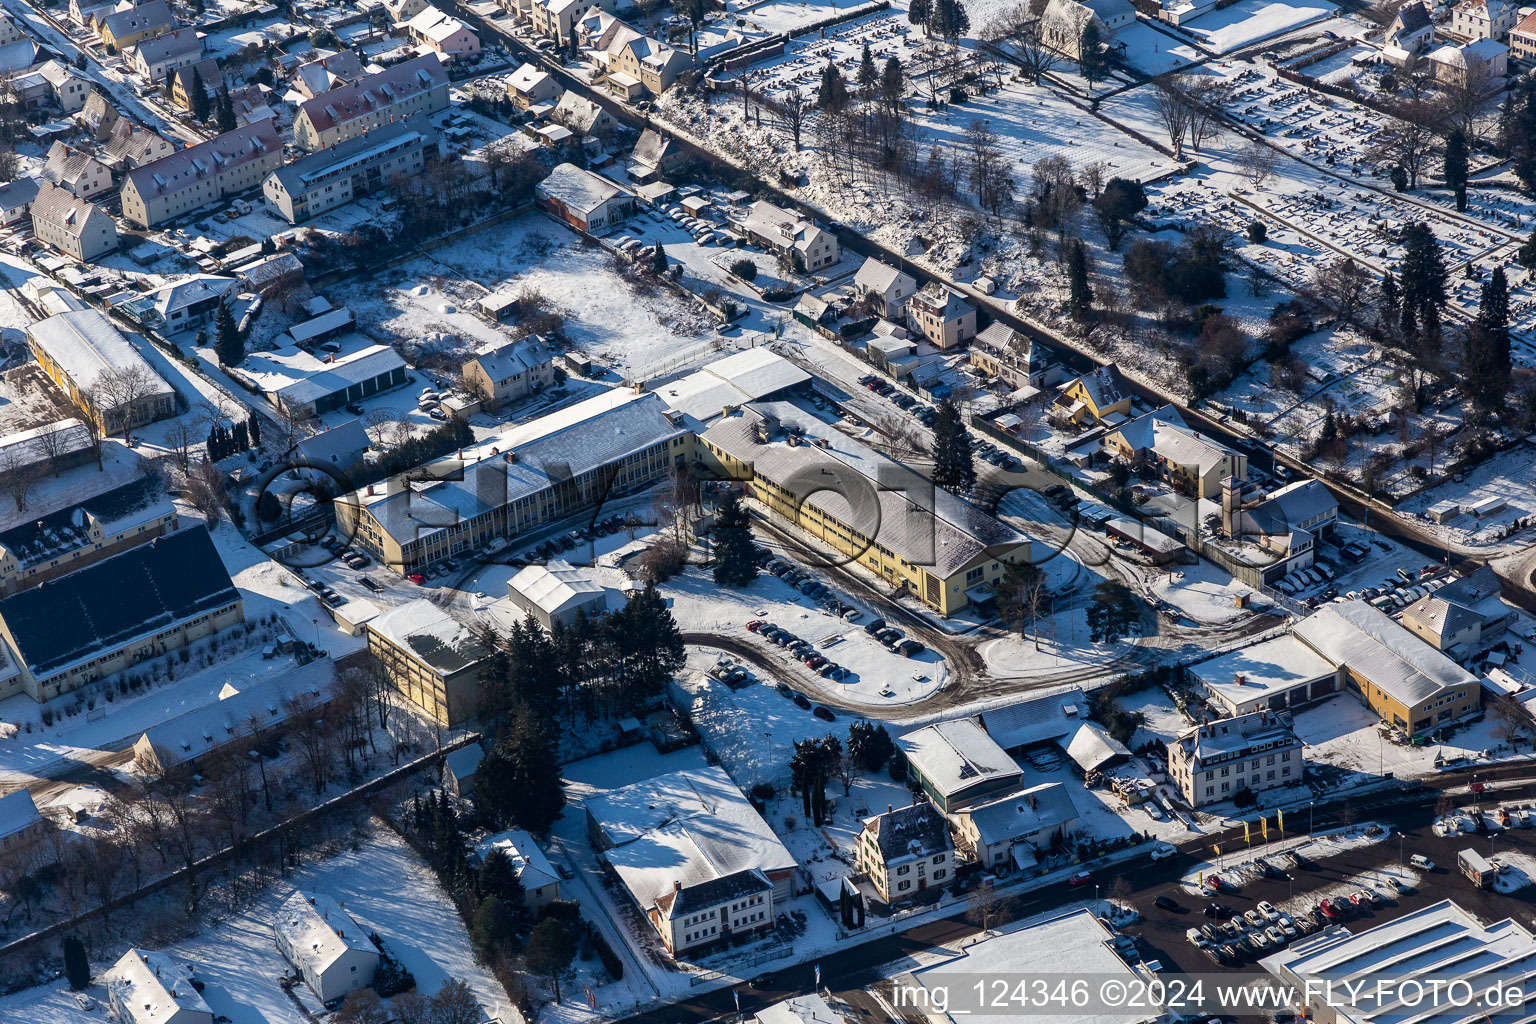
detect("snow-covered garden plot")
[0,827,515,1024]
[1397,445,1536,553]
[328,214,716,381]
[1120,688,1193,748]
[1178,0,1337,55]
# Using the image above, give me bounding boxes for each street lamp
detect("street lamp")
[1395,832,1404,878]
[1095,883,1100,919]
[1309,801,1315,835]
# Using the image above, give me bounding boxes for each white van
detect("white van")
[1410,854,1435,870]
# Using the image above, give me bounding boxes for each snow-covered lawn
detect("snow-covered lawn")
[1179,0,1337,54]
[1397,446,1536,554]
[1120,688,1192,749]
[0,827,515,1024]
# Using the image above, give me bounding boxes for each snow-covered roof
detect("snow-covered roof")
[29,180,109,239]
[1173,709,1298,764]
[507,62,552,94]
[355,391,684,546]
[736,200,828,255]
[1251,479,1335,530]
[1063,362,1128,413]
[0,788,41,840]
[974,687,1088,750]
[0,476,171,571]
[700,402,1031,578]
[854,256,915,296]
[701,347,810,399]
[537,161,622,214]
[130,27,200,65]
[101,0,172,38]
[0,177,39,211]
[292,419,369,470]
[368,599,488,676]
[269,120,433,199]
[552,91,608,133]
[124,119,280,199]
[444,743,484,782]
[631,127,671,169]
[1063,720,1129,771]
[274,891,378,977]
[896,720,1022,800]
[1391,0,1431,33]
[240,341,406,408]
[959,781,1077,846]
[586,765,796,908]
[136,676,325,770]
[26,308,173,399]
[105,949,214,1024]
[509,559,605,616]
[1293,601,1478,708]
[296,53,448,133]
[862,802,951,863]
[42,142,106,190]
[466,334,552,381]
[755,994,845,1024]
[474,827,560,892]
[1190,634,1337,705]
[909,282,973,321]
[291,50,365,96]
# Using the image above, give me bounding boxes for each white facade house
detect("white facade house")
[1386,1,1434,51]
[29,181,117,260]
[733,201,838,271]
[474,828,563,908]
[273,890,380,1003]
[535,161,632,232]
[1451,0,1515,40]
[853,256,917,318]
[857,802,954,901]
[41,142,112,198]
[1167,710,1303,808]
[105,949,215,1024]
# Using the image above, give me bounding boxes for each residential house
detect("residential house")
[102,118,176,170]
[506,61,560,109]
[1451,0,1515,40]
[40,141,111,198]
[406,6,481,60]
[1401,565,1509,658]
[1427,37,1508,85]
[627,127,679,182]
[7,64,54,110]
[535,160,632,232]
[1167,710,1303,808]
[950,782,1079,871]
[552,89,616,136]
[1217,476,1337,585]
[1104,405,1247,499]
[1387,1,1434,51]
[508,559,608,631]
[1510,9,1536,59]
[99,0,176,51]
[585,765,794,956]
[0,526,242,702]
[290,418,371,481]
[70,0,113,28]
[365,599,489,726]
[534,0,619,43]
[293,53,450,151]
[262,119,434,224]
[442,742,484,796]
[0,178,37,226]
[0,12,22,46]
[969,322,1043,389]
[122,274,238,333]
[289,50,366,99]
[36,60,91,112]
[607,32,689,96]
[168,57,220,110]
[852,256,917,319]
[384,0,432,19]
[906,283,976,349]
[1041,0,1133,58]
[461,334,556,406]
[1052,362,1131,425]
[473,829,562,908]
[857,802,954,902]
[733,200,838,271]
[127,27,200,82]
[0,476,177,597]
[0,789,48,855]
[29,181,117,260]
[76,89,120,139]
[105,950,215,1024]
[1292,600,1482,738]
[25,309,175,438]
[120,118,283,227]
[273,891,380,1003]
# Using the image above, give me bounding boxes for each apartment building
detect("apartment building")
[292,53,450,151]
[263,119,434,223]
[120,118,283,227]
[1168,710,1303,808]
[29,181,117,260]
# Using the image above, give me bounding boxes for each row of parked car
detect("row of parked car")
[853,376,1020,470]
[860,616,925,658]
[763,555,863,620]
[745,621,850,682]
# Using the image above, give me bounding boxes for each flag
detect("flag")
[1262,817,1268,840]
[1244,821,1251,843]
[734,991,740,1012]
[815,964,821,989]
[1278,809,1285,832]
[585,985,597,1011]
[1198,871,1203,885]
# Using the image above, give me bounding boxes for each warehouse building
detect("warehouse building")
[508,559,607,630]
[26,309,176,436]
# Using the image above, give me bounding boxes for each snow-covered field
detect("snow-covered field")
[1179,0,1337,54]
[0,827,515,1024]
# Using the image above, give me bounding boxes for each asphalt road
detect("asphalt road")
[615,778,1536,1024]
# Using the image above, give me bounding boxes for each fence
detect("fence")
[687,941,795,985]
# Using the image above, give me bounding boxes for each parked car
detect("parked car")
[1154,895,1181,912]
[1150,843,1177,861]
[812,705,836,721]
[792,694,812,710]
[896,639,925,657]
[1067,871,1093,888]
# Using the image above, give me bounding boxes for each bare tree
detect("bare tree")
[1369,97,1447,189]
[0,443,38,512]
[1150,74,1192,159]
[1182,76,1229,154]
[1236,139,1277,186]
[182,457,227,524]
[91,364,159,444]
[996,4,1060,84]
[30,424,73,475]
[288,690,333,796]
[966,878,1005,932]
[782,87,806,151]
[1310,257,1376,327]
[165,420,197,471]
[364,408,397,448]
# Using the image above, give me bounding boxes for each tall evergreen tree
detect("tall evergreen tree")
[907,0,931,35]
[651,242,668,275]
[470,897,518,963]
[1444,129,1468,212]
[1398,222,1447,323]
[1466,266,1512,410]
[928,0,970,41]
[247,412,261,447]
[216,86,237,134]
[504,715,565,833]
[478,848,528,908]
[63,936,89,991]
[817,63,849,111]
[712,489,758,586]
[931,397,975,491]
[1067,239,1094,320]
[880,56,904,113]
[858,42,878,97]
[1087,579,1138,643]
[1078,22,1110,88]
[190,67,211,122]
[213,302,243,365]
